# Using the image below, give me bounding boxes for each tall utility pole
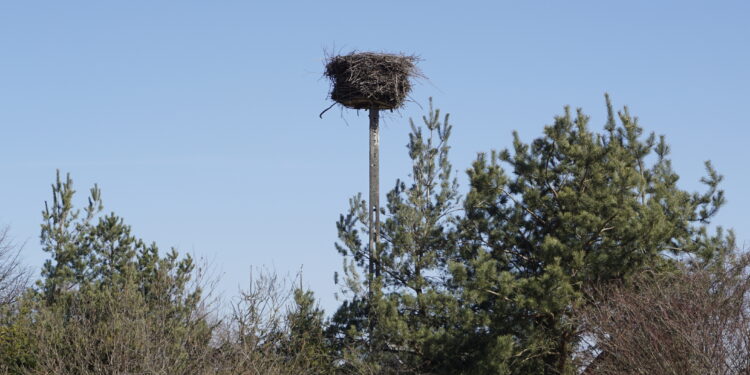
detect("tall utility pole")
[368,108,380,290]
[367,107,380,344]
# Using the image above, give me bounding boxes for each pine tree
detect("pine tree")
[283,288,333,374]
[333,99,461,373]
[448,95,731,374]
[24,171,212,374]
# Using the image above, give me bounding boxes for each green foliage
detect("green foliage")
[334,96,732,374]
[38,172,202,314]
[449,95,731,374]
[334,99,462,373]
[0,95,735,375]
[0,313,36,374]
[9,171,213,374]
[282,288,334,374]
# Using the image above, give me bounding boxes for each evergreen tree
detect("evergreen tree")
[21,171,212,374]
[448,95,731,374]
[283,288,333,374]
[334,96,732,374]
[333,100,461,373]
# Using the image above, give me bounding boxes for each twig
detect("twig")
[319,102,337,118]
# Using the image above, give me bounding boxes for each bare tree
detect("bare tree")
[0,225,29,306]
[576,254,750,375]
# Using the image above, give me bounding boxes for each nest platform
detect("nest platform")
[324,52,419,110]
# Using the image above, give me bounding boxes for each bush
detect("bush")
[577,251,750,374]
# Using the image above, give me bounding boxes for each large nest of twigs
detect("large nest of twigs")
[324,52,420,110]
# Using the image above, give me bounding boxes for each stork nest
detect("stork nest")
[324,52,420,110]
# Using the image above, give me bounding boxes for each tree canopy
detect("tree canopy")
[333,96,732,374]
[0,96,737,375]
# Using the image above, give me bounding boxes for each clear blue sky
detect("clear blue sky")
[1,1,748,313]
